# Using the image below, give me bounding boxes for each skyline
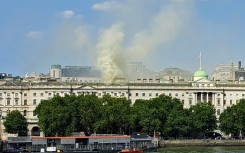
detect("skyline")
[1,0,245,77]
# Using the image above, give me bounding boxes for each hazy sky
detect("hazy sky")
[0,0,244,76]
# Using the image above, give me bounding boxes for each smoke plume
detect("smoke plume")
[96,23,128,84]
[128,0,192,60]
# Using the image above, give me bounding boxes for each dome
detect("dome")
[193,68,208,81]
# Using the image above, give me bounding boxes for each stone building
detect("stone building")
[211,62,238,82]
[1,65,245,139]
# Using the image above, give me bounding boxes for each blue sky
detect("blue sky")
[0,0,245,77]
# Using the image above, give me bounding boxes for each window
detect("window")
[217,109,220,115]
[23,110,27,116]
[230,100,232,105]
[24,100,27,105]
[156,93,159,97]
[0,99,2,105]
[7,93,10,97]
[33,99,37,105]
[217,99,220,106]
[48,93,52,96]
[149,93,152,97]
[223,100,226,105]
[15,99,18,105]
[114,93,117,96]
[182,93,184,96]
[24,93,27,96]
[33,111,37,116]
[189,99,192,105]
[142,93,145,96]
[175,93,178,96]
[33,93,37,96]
[7,99,10,105]
[15,93,18,97]
[40,93,44,97]
[182,100,184,103]
[169,93,172,96]
[136,93,138,96]
[0,93,2,97]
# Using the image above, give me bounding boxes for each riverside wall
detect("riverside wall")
[159,139,245,147]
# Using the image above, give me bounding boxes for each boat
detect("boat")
[118,148,144,153]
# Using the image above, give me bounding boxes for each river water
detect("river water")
[156,146,245,153]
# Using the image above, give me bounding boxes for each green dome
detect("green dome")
[194,69,208,78]
[193,68,208,81]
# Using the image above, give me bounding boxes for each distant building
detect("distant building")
[211,62,238,82]
[128,62,157,82]
[50,65,102,83]
[158,67,193,83]
[0,73,8,80]
[235,61,245,81]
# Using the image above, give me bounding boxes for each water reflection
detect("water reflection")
[157,146,245,153]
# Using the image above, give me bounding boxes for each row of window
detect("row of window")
[0,99,41,106]
[3,109,36,117]
[217,99,239,106]
[134,92,189,97]
[0,92,65,98]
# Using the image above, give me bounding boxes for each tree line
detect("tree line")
[3,94,245,138]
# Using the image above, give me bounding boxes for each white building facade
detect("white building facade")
[1,76,245,139]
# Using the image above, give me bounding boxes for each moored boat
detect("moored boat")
[118,148,144,153]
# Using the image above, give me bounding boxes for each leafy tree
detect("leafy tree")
[219,106,239,136]
[94,95,131,134]
[219,99,245,137]
[3,110,28,136]
[78,95,102,135]
[164,108,191,138]
[35,94,80,136]
[189,103,217,138]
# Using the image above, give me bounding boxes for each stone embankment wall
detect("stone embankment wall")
[159,139,245,147]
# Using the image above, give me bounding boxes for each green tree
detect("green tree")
[164,108,191,138]
[3,110,28,136]
[78,95,102,135]
[189,103,217,138]
[35,94,81,136]
[219,106,239,136]
[94,95,131,134]
[219,99,245,137]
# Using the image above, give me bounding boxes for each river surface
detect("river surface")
[156,146,245,153]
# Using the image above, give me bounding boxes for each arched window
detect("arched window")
[31,126,40,136]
